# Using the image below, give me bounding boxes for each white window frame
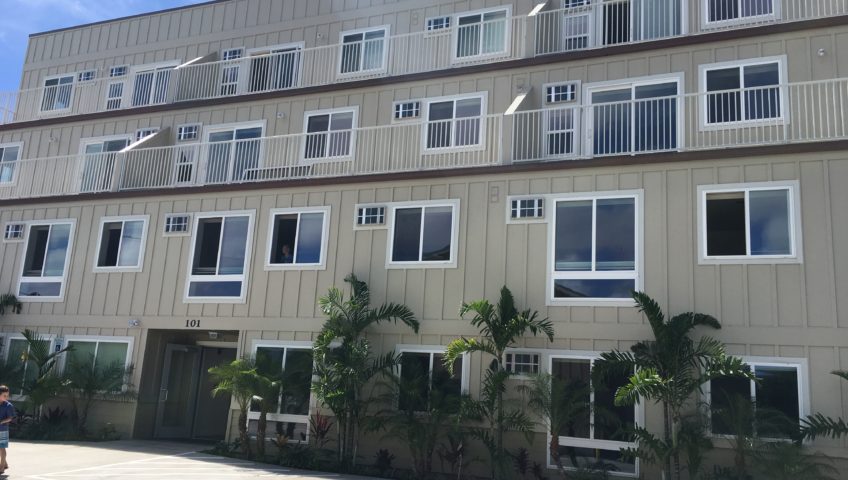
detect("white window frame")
[698,56,788,129]
[452,6,512,63]
[1,332,58,399]
[39,73,76,114]
[503,349,541,378]
[543,81,580,105]
[422,92,488,153]
[392,100,422,122]
[78,134,133,155]
[546,350,644,477]
[697,181,801,264]
[583,73,685,157]
[300,107,358,163]
[704,356,809,439]
[264,206,331,271]
[244,42,306,94]
[353,204,388,230]
[425,16,452,33]
[386,199,460,269]
[506,196,547,224]
[184,210,255,304]
[201,120,267,183]
[0,141,24,185]
[16,219,76,303]
[547,190,644,307]
[396,345,470,411]
[77,70,96,83]
[135,128,159,142]
[702,0,780,28]
[176,123,201,142]
[337,25,390,77]
[60,335,135,388]
[92,215,149,273]
[163,213,192,236]
[3,222,25,242]
[248,340,315,444]
[127,60,180,107]
[109,65,128,78]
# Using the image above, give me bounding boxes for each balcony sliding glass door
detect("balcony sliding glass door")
[204,126,263,184]
[79,138,131,193]
[589,78,680,156]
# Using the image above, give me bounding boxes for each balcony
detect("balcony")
[0,0,845,125]
[1,78,847,201]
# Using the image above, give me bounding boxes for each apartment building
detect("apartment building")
[0,0,846,476]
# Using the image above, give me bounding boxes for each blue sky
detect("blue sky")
[0,0,209,91]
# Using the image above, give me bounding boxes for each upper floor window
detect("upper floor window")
[393,101,421,121]
[105,81,124,110]
[510,198,545,220]
[388,200,459,268]
[109,66,128,78]
[205,123,264,183]
[706,0,777,25]
[339,27,388,75]
[266,207,330,269]
[549,354,637,475]
[455,8,509,60]
[425,94,486,150]
[18,221,75,301]
[398,347,466,413]
[77,70,96,83]
[698,182,799,263]
[79,136,131,193]
[135,128,159,142]
[220,48,244,96]
[702,58,785,126]
[94,216,148,272]
[177,124,200,142]
[551,193,641,302]
[247,44,303,93]
[588,75,681,155]
[504,351,540,375]
[185,211,254,302]
[131,63,176,107]
[708,359,805,439]
[164,214,191,235]
[356,206,386,226]
[303,108,355,161]
[0,143,22,184]
[4,223,24,241]
[426,16,451,32]
[40,75,74,112]
[545,82,578,104]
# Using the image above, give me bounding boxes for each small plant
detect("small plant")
[19,329,72,417]
[514,447,531,477]
[309,413,334,449]
[373,449,395,476]
[531,462,549,480]
[0,294,21,315]
[96,422,121,441]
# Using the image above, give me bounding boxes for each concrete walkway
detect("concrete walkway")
[3,440,378,480]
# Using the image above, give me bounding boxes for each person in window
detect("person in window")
[280,244,294,264]
[0,385,16,474]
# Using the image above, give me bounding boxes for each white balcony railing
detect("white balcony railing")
[1,1,846,124]
[1,78,847,201]
[535,0,848,55]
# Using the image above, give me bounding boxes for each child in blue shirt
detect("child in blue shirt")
[0,385,15,474]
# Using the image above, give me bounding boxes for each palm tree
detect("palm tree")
[444,286,554,480]
[798,371,848,441]
[209,359,260,458]
[593,292,751,480]
[518,372,591,473]
[754,442,838,480]
[312,273,419,470]
[251,370,280,460]
[19,329,72,417]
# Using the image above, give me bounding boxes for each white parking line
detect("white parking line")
[27,451,349,480]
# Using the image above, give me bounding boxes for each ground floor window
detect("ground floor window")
[249,343,314,443]
[397,347,466,413]
[708,359,805,439]
[2,334,53,396]
[549,355,637,475]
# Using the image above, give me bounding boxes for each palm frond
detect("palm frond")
[443,338,496,374]
[632,291,666,335]
[615,367,664,406]
[832,370,848,382]
[365,303,419,332]
[799,413,848,442]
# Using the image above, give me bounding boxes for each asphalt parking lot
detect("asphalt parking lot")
[4,440,377,480]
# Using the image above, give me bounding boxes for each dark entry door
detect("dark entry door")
[154,344,201,438]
